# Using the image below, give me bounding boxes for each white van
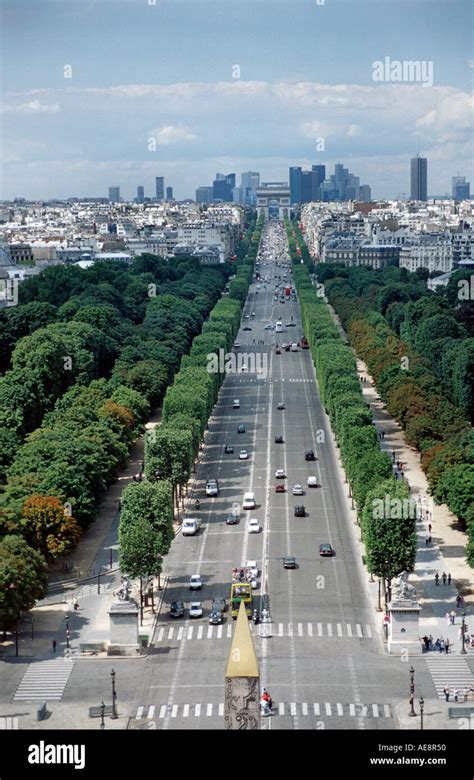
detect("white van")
[290,343,298,352]
[243,492,256,510]
[182,517,201,536]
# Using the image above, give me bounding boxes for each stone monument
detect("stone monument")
[108,577,140,656]
[387,570,421,655]
[224,601,260,729]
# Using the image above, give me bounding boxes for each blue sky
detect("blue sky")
[1,0,473,199]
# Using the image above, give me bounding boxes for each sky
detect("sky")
[1,0,473,201]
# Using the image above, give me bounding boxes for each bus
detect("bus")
[230,581,253,618]
[275,320,283,333]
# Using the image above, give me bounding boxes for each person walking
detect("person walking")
[428,534,432,546]
[425,534,430,547]
[428,523,432,534]
[447,573,451,586]
[445,611,451,626]
[442,572,447,586]
[443,686,450,702]
[52,639,57,653]
[445,638,450,654]
[435,573,439,586]
[439,639,445,653]
[454,688,459,703]
[428,634,433,650]
[450,610,456,625]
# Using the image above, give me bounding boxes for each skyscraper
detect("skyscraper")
[155,176,165,201]
[212,173,235,202]
[108,186,120,203]
[166,186,174,200]
[311,165,326,200]
[241,171,260,205]
[196,186,213,204]
[289,167,302,204]
[136,185,144,203]
[300,171,313,203]
[452,176,470,200]
[410,155,428,201]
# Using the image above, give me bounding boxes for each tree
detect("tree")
[119,481,174,552]
[20,495,82,560]
[362,478,417,576]
[0,535,48,630]
[119,516,163,579]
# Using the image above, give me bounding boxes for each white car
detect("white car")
[275,469,286,479]
[292,484,304,496]
[307,476,318,488]
[189,574,203,590]
[244,315,250,319]
[233,342,241,349]
[189,602,203,618]
[233,399,240,408]
[239,449,249,460]
[247,518,260,534]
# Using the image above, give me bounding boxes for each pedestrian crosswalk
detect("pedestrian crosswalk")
[13,659,75,701]
[426,656,474,699]
[134,701,392,720]
[153,621,373,644]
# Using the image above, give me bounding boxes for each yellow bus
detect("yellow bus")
[230,582,253,619]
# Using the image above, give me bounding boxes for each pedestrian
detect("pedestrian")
[74,600,79,611]
[52,639,57,653]
[450,610,456,625]
[440,639,445,653]
[435,573,439,586]
[428,634,433,650]
[428,523,432,534]
[442,572,447,586]
[425,534,429,547]
[447,573,451,586]
[456,595,462,608]
[140,461,144,472]
[118,497,122,510]
[396,460,400,470]
[391,450,396,462]
[445,638,450,654]
[454,688,459,703]
[381,430,385,439]
[400,470,404,478]
[435,638,441,652]
[443,686,450,702]
[445,611,451,626]
[428,535,432,546]
[422,635,429,652]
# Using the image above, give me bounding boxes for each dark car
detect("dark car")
[275,436,284,444]
[305,450,316,461]
[277,402,285,410]
[209,610,223,625]
[170,600,185,618]
[294,505,306,517]
[284,344,291,352]
[243,326,252,331]
[212,597,227,613]
[275,484,285,493]
[238,424,245,434]
[275,348,281,355]
[319,543,335,557]
[226,512,239,525]
[283,556,296,569]
[224,445,234,454]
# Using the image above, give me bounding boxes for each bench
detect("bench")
[80,642,106,654]
[36,702,48,721]
[448,706,474,719]
[89,705,113,718]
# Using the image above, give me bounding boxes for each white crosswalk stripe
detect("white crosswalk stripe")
[153,621,375,643]
[14,659,75,701]
[426,656,474,699]
[135,701,392,719]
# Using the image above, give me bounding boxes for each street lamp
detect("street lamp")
[111,669,118,719]
[157,555,163,591]
[384,559,392,608]
[100,701,105,730]
[460,610,467,655]
[376,578,382,612]
[419,696,424,730]
[65,613,70,650]
[409,666,416,717]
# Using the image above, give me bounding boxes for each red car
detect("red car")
[275,484,285,493]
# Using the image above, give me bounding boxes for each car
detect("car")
[226,512,239,525]
[233,399,240,408]
[292,484,304,496]
[239,449,248,460]
[243,326,252,332]
[307,476,318,487]
[264,324,273,330]
[275,469,286,478]
[189,601,203,619]
[275,484,285,493]
[238,424,245,433]
[205,479,219,496]
[294,505,306,517]
[284,344,291,351]
[283,556,296,569]
[244,315,250,320]
[305,450,316,461]
[224,445,234,454]
[286,322,296,327]
[209,610,223,625]
[251,311,256,317]
[275,348,281,355]
[275,436,284,444]
[277,402,285,410]
[212,597,227,613]
[319,543,335,557]
[247,518,260,533]
[233,342,241,348]
[189,574,203,590]
[170,600,185,618]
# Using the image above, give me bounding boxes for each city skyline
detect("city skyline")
[1,0,473,201]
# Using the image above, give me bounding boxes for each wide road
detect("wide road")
[129,221,409,730]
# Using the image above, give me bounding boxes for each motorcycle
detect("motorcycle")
[253,609,260,624]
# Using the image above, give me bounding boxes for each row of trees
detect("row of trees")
[119,216,261,583]
[291,242,417,577]
[318,263,474,567]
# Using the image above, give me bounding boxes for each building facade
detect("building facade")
[410,156,428,201]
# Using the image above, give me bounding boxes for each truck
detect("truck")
[300,337,309,349]
[284,286,292,296]
[205,479,219,497]
[230,568,254,618]
[182,517,202,536]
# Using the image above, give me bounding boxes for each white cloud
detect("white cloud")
[2,100,61,115]
[148,125,197,145]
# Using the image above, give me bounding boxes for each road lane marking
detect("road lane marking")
[183,704,189,718]
[157,629,164,642]
[195,704,201,717]
[337,703,344,716]
[217,625,223,639]
[302,702,308,716]
[218,703,224,716]
[197,626,203,640]
[337,623,343,637]
[372,704,379,717]
[207,703,213,716]
[365,625,373,638]
[297,623,303,636]
[177,627,184,641]
[159,705,166,719]
[346,624,352,637]
[325,702,332,716]
[317,622,323,636]
[327,624,333,637]
[207,626,213,638]
[136,706,144,719]
[187,627,193,640]
[278,702,285,715]
[356,624,363,637]
[313,703,320,716]
[148,705,155,719]
[307,623,313,636]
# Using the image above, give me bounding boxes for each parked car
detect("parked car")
[189,602,203,619]
[170,600,185,618]
[283,556,296,569]
[189,574,203,590]
[305,450,316,461]
[247,518,260,534]
[294,505,306,517]
[319,543,335,557]
[292,484,304,496]
[275,436,284,444]
[307,476,318,487]
[275,484,285,493]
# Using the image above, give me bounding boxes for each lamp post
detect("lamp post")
[157,555,163,591]
[419,696,424,730]
[460,611,467,655]
[409,666,416,717]
[100,701,105,730]
[111,669,118,719]
[65,613,70,650]
[376,579,382,612]
[384,559,392,608]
